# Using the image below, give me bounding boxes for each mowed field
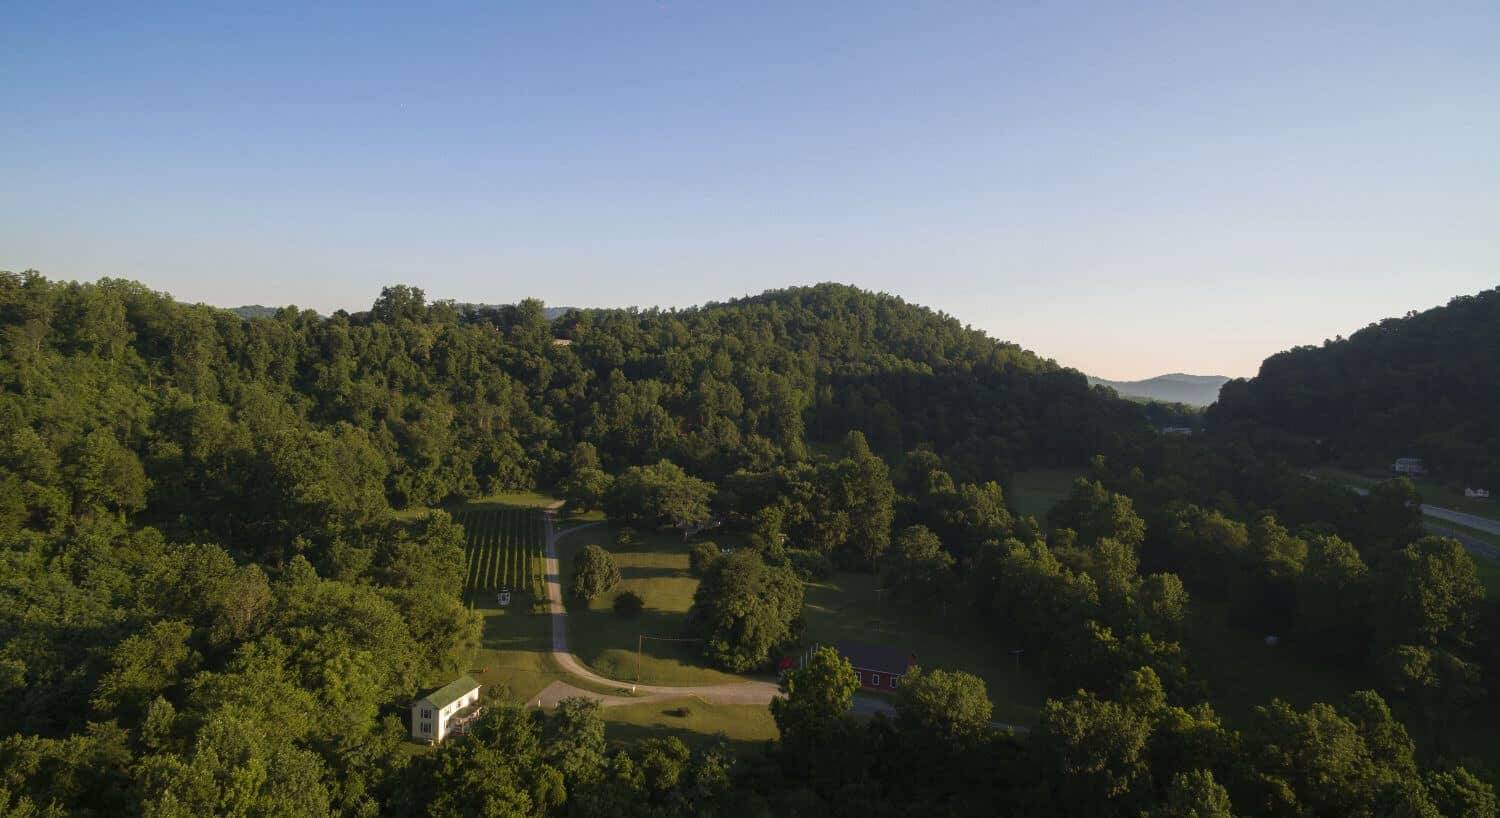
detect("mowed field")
[450,499,621,704]
[458,506,546,597]
[1008,468,1085,521]
[600,701,778,754]
[555,525,747,686]
[802,572,1048,726]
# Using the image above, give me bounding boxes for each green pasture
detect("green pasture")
[1008,468,1086,521]
[555,525,749,686]
[801,571,1047,726]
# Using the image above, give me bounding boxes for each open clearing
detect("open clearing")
[554,525,748,686]
[458,586,570,704]
[802,572,1047,726]
[451,499,617,703]
[1184,601,1500,775]
[1182,603,1366,725]
[600,700,779,753]
[1008,468,1085,521]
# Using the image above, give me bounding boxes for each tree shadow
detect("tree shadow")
[617,566,688,581]
[603,719,774,758]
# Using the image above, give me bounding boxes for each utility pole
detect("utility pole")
[633,633,704,686]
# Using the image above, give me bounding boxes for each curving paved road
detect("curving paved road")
[1307,476,1500,563]
[1421,505,1500,538]
[535,512,1023,731]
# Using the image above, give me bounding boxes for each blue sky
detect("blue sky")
[3,1,1496,379]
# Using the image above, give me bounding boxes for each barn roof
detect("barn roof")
[417,675,480,709]
[836,641,914,674]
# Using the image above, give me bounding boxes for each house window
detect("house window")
[890,676,898,689]
[871,674,881,686]
[421,723,431,735]
[855,671,863,684]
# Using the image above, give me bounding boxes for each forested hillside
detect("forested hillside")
[0,272,1131,814]
[1212,287,1500,486]
[1,271,1494,817]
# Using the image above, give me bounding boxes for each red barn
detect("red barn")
[835,640,915,691]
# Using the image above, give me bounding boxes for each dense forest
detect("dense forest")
[1211,287,1500,487]
[1,271,1495,817]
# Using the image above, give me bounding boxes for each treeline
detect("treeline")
[763,647,1497,818]
[0,272,1138,547]
[0,511,477,815]
[0,272,1143,815]
[1095,431,1500,757]
[144,646,1489,818]
[1211,286,1500,487]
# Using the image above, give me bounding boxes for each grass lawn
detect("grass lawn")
[454,586,628,701]
[1183,602,1500,781]
[555,525,751,686]
[1008,468,1086,521]
[600,700,779,754]
[802,572,1048,726]
[1181,603,1368,726]
[394,490,608,521]
[454,589,565,703]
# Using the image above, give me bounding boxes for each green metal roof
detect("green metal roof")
[417,675,480,709]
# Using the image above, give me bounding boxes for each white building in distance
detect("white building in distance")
[1392,457,1427,476]
[411,675,482,744]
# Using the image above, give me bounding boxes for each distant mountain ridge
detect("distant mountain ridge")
[1088,372,1230,407]
[230,304,281,320]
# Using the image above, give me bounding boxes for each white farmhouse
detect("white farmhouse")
[411,675,482,744]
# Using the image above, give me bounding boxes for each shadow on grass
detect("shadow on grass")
[603,719,774,758]
[617,566,689,581]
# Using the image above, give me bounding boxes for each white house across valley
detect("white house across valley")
[411,675,483,744]
[1392,457,1426,476]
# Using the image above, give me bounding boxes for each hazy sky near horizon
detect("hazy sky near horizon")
[3,2,1497,379]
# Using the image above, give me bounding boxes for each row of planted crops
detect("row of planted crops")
[458,507,546,598]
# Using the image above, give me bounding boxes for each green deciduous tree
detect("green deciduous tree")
[606,460,715,530]
[771,645,859,754]
[883,524,955,607]
[690,550,803,672]
[894,666,993,746]
[570,544,621,601]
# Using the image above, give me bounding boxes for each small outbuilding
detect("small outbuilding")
[411,675,483,744]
